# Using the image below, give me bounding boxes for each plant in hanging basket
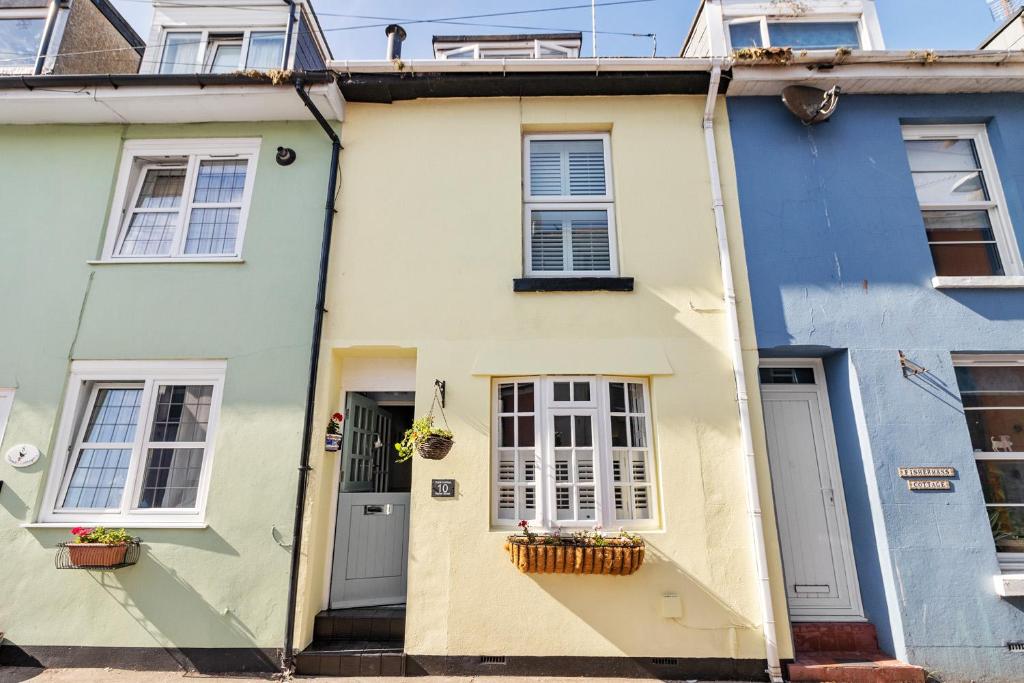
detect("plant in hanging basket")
[325,412,344,452]
[395,415,454,462]
[504,522,646,576]
[67,527,134,568]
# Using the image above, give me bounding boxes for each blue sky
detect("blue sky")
[112,0,1004,59]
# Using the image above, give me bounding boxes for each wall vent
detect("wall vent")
[1008,641,1024,653]
[651,657,679,665]
[479,655,507,664]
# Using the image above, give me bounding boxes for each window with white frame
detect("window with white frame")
[40,361,225,525]
[0,388,14,447]
[437,40,578,60]
[903,125,1020,278]
[493,376,657,529]
[727,17,863,51]
[102,139,260,261]
[158,29,285,74]
[523,134,617,277]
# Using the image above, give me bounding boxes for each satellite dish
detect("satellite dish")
[782,85,841,125]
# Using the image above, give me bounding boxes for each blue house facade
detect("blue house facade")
[728,86,1024,682]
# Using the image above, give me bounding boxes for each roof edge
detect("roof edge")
[978,6,1024,49]
[0,70,333,90]
[88,0,146,57]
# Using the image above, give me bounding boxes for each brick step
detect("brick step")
[793,622,880,653]
[787,651,926,683]
[313,605,406,642]
[294,639,404,677]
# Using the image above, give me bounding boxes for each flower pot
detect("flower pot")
[503,540,645,575]
[325,433,342,452]
[418,434,453,460]
[67,543,129,568]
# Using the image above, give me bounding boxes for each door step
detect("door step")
[296,606,406,677]
[788,651,925,683]
[788,623,924,683]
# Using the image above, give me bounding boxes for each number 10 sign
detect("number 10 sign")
[431,479,456,498]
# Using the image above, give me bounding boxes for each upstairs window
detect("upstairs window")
[102,139,260,262]
[728,18,862,51]
[40,361,225,525]
[436,39,578,60]
[492,376,658,529]
[523,134,617,277]
[159,29,285,74]
[903,125,1021,278]
[953,357,1024,561]
[0,17,45,72]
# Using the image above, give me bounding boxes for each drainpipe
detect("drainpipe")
[33,0,61,75]
[282,77,341,673]
[701,61,784,683]
[282,0,296,70]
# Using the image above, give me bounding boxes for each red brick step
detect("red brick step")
[788,650,925,683]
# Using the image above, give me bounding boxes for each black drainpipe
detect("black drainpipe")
[282,77,341,673]
[282,0,296,70]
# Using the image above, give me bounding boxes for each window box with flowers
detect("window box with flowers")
[504,521,646,575]
[57,527,141,569]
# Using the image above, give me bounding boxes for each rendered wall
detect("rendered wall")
[729,94,1024,682]
[0,122,328,660]
[293,95,793,668]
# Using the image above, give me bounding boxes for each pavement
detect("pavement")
[1,669,703,683]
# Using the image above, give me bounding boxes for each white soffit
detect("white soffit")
[0,83,343,124]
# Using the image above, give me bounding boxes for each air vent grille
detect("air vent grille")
[1008,641,1024,653]
[479,655,507,664]
[651,657,679,665]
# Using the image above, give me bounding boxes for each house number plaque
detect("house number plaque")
[431,479,456,498]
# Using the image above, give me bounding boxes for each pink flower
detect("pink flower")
[518,520,528,528]
[71,527,93,538]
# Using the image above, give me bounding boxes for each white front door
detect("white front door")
[760,362,864,621]
[330,393,409,608]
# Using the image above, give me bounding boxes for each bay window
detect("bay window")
[492,376,658,529]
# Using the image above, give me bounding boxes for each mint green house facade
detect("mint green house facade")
[0,78,341,670]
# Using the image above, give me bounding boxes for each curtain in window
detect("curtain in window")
[246,31,285,70]
[160,32,201,74]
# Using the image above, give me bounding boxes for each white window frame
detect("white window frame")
[100,138,261,263]
[0,388,14,447]
[724,14,869,52]
[522,133,618,277]
[439,40,578,60]
[491,376,659,531]
[902,124,1022,281]
[158,28,286,73]
[953,354,1024,571]
[38,360,226,526]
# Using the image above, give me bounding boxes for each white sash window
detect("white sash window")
[523,134,618,277]
[492,376,657,529]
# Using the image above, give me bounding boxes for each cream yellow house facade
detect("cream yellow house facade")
[290,62,793,679]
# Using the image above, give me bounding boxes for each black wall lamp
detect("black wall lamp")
[276,147,297,166]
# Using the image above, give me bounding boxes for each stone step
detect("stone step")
[313,605,406,642]
[788,651,926,683]
[793,622,880,653]
[294,639,404,677]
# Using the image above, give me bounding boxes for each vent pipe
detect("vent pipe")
[385,24,407,60]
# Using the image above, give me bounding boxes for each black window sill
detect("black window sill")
[513,277,634,292]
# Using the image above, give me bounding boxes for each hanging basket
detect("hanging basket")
[418,433,454,460]
[503,539,646,576]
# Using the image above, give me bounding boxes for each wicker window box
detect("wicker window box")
[504,538,646,575]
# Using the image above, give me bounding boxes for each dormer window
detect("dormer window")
[158,29,286,74]
[433,33,581,60]
[727,18,863,51]
[0,17,45,68]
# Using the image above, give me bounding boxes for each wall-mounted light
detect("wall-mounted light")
[276,147,297,166]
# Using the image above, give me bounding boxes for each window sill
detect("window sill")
[932,276,1024,289]
[24,528,209,532]
[513,277,634,292]
[88,258,245,265]
[993,573,1024,597]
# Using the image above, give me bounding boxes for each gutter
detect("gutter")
[700,60,784,683]
[282,77,342,674]
[328,57,719,73]
[0,71,333,90]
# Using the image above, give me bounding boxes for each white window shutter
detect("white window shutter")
[529,139,606,197]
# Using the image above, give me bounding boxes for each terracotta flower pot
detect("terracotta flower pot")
[503,540,645,576]
[68,543,128,568]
